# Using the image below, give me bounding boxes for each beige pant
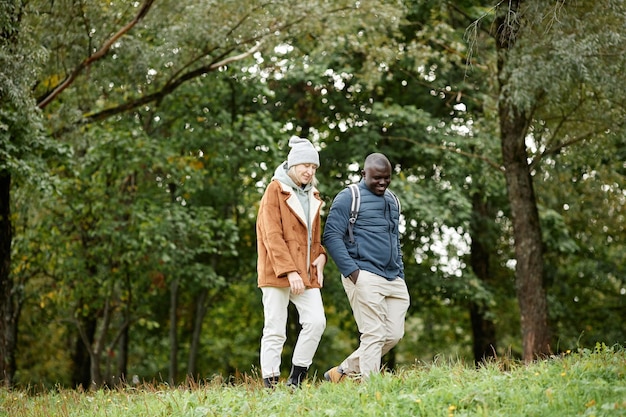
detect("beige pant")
[340,270,410,377]
[260,287,326,379]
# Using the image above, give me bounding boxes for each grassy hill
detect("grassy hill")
[2,344,625,416]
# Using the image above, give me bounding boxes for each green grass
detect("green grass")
[2,345,626,417]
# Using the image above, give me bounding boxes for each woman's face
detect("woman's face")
[293,163,318,185]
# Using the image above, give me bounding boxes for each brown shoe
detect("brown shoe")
[324,366,346,383]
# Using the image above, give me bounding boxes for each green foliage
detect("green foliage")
[536,128,626,351]
[504,1,626,114]
[0,0,60,188]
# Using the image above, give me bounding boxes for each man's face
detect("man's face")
[363,163,391,196]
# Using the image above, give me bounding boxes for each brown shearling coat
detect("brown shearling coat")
[256,179,326,288]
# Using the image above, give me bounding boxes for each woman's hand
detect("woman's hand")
[287,271,305,295]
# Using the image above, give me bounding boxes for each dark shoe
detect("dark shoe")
[286,365,308,388]
[323,366,346,383]
[263,375,279,388]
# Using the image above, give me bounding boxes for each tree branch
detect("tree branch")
[529,124,624,170]
[388,135,505,172]
[80,41,262,125]
[37,0,156,109]
[50,2,352,129]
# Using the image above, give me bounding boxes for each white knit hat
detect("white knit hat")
[287,137,320,168]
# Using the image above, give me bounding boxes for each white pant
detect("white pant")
[340,270,410,377]
[260,287,326,379]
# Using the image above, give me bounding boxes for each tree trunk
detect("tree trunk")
[499,106,551,361]
[169,278,179,385]
[113,270,132,385]
[188,288,208,379]
[0,171,17,387]
[495,0,551,363]
[469,192,498,364]
[469,303,497,363]
[115,320,129,386]
[89,297,112,389]
[71,316,96,389]
[90,350,104,389]
[188,254,220,379]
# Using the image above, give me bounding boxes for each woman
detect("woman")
[256,136,327,388]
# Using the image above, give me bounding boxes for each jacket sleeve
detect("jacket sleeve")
[258,181,297,278]
[322,188,359,277]
[395,221,405,279]
[392,195,405,279]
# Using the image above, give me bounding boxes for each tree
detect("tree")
[2,0,407,386]
[1,0,53,387]
[489,0,626,360]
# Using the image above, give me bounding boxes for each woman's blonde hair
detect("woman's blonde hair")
[288,165,318,187]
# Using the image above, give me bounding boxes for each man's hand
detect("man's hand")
[312,254,327,287]
[287,271,305,295]
[348,269,360,284]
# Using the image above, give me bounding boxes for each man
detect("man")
[322,152,410,382]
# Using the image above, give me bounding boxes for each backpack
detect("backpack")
[347,184,401,244]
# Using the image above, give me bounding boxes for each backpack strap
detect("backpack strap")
[347,184,360,244]
[347,184,400,244]
[388,190,401,214]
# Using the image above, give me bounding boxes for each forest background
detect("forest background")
[1,0,625,390]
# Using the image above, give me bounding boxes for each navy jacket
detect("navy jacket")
[323,181,404,280]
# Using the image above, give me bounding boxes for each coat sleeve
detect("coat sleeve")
[312,190,327,258]
[322,188,359,277]
[257,181,297,278]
